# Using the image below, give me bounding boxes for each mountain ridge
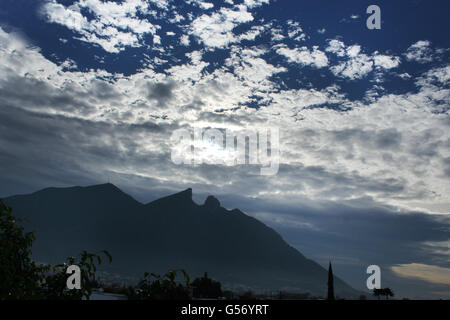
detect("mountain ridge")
[3,183,361,297]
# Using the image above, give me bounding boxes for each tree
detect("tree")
[239,290,256,300]
[327,262,335,300]
[0,199,111,300]
[130,269,191,300]
[41,250,112,300]
[373,288,394,300]
[373,288,382,299]
[0,199,42,299]
[191,272,222,299]
[382,288,394,300]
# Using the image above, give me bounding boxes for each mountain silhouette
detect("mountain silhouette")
[4,183,359,297]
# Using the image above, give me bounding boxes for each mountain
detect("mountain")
[3,183,359,297]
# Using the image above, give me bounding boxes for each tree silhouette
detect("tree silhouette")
[0,199,41,299]
[373,288,382,299]
[373,288,394,300]
[382,288,394,300]
[191,272,222,299]
[327,262,335,300]
[0,199,111,300]
[130,270,191,300]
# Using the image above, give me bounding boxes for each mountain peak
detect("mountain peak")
[169,188,193,201]
[203,195,220,209]
[83,183,133,196]
[88,182,118,190]
[180,187,192,198]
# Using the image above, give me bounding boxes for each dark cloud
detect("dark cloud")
[0,75,94,115]
[331,128,402,150]
[443,157,450,177]
[375,128,402,149]
[88,78,122,101]
[145,81,176,108]
[0,104,172,198]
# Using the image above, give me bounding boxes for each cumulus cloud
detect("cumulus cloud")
[41,0,160,53]
[326,40,400,79]
[373,54,401,69]
[187,0,214,10]
[330,45,373,80]
[226,46,286,88]
[286,20,305,41]
[238,24,268,41]
[275,45,328,68]
[243,0,270,9]
[189,5,254,48]
[179,34,190,46]
[405,40,434,63]
[417,65,450,86]
[326,39,346,57]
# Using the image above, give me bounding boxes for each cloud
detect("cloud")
[145,81,176,107]
[417,65,450,86]
[392,264,450,285]
[41,0,160,53]
[238,24,268,41]
[326,39,346,57]
[180,34,190,46]
[326,40,401,79]
[330,45,373,80]
[0,23,449,215]
[222,46,286,95]
[189,5,254,48]
[270,27,285,42]
[373,54,401,70]
[243,0,270,9]
[275,45,328,68]
[187,0,214,10]
[405,40,434,63]
[286,20,305,41]
[41,1,89,32]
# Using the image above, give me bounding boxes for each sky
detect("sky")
[0,0,449,298]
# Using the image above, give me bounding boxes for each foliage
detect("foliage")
[0,199,42,299]
[0,199,111,300]
[191,272,222,299]
[239,290,256,300]
[129,269,192,300]
[373,288,395,300]
[40,250,112,300]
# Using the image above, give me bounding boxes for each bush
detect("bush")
[192,272,222,299]
[0,199,111,300]
[129,270,191,300]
